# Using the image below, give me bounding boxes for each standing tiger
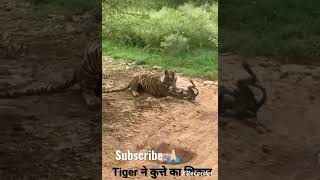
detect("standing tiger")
[105,70,177,97]
[0,40,102,110]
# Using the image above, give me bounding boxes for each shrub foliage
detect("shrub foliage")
[103,3,218,54]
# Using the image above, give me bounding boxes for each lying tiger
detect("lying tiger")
[104,70,177,97]
[105,70,199,101]
[0,40,102,110]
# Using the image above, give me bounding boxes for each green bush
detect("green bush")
[220,0,320,60]
[161,34,190,55]
[103,3,218,52]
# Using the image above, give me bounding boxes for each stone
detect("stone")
[152,66,161,70]
[203,81,216,86]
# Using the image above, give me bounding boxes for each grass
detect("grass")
[102,2,217,80]
[220,0,320,62]
[103,40,217,80]
[28,0,98,14]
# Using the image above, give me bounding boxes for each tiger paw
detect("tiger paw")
[132,90,140,97]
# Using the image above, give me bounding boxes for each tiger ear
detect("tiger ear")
[170,70,176,76]
[164,69,169,75]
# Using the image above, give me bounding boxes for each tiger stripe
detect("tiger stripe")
[0,40,102,109]
[105,70,177,97]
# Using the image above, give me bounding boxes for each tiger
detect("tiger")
[0,40,102,110]
[104,70,177,97]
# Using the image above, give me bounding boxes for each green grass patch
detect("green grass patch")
[28,0,98,15]
[220,0,320,62]
[103,40,217,80]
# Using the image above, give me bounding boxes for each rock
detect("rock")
[12,124,24,132]
[279,71,289,79]
[65,23,78,33]
[309,95,316,101]
[311,72,320,79]
[135,60,147,65]
[71,16,81,22]
[261,145,272,154]
[33,98,40,103]
[50,163,59,168]
[4,4,12,11]
[81,176,90,180]
[54,25,63,31]
[220,52,233,56]
[152,66,161,70]
[203,81,216,86]
[258,61,272,68]
[63,172,76,178]
[48,14,65,20]
[24,2,31,8]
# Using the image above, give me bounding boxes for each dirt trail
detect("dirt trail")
[102,56,218,180]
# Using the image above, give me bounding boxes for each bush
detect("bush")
[103,3,218,52]
[161,34,190,55]
[220,0,320,60]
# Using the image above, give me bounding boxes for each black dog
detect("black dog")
[219,61,269,133]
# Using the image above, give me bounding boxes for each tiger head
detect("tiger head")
[163,69,177,88]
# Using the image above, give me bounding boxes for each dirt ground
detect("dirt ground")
[102,56,218,180]
[2,1,320,179]
[219,53,320,179]
[103,53,320,180]
[0,1,101,179]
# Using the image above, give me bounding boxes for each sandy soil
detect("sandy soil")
[219,53,320,179]
[102,56,218,180]
[0,1,101,179]
[2,1,319,179]
[102,52,320,179]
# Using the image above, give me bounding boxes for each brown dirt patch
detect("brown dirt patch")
[219,53,320,179]
[0,1,100,179]
[102,56,218,180]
